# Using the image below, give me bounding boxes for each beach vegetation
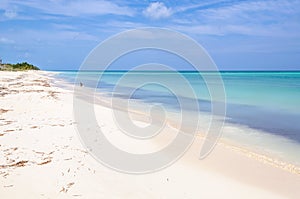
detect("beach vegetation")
[0,62,40,71]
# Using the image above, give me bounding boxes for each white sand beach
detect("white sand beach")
[0,71,299,198]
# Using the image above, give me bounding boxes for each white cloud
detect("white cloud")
[0,37,15,44]
[0,1,18,20]
[170,0,300,37]
[143,2,172,19]
[195,0,300,22]
[28,29,99,42]
[4,0,135,17]
[58,0,135,16]
[4,9,18,19]
[173,0,221,13]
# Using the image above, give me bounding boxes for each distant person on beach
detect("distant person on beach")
[80,82,83,87]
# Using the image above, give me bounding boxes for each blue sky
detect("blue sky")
[0,0,300,70]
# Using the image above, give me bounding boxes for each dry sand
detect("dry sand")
[0,71,299,198]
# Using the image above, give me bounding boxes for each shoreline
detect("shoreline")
[0,70,299,198]
[218,139,300,175]
[58,70,300,175]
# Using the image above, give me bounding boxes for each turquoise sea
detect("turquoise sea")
[56,71,300,167]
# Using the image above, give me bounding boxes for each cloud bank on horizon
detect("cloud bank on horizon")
[0,0,300,70]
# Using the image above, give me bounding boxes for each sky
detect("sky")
[0,0,300,71]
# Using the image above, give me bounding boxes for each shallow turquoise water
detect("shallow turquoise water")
[56,71,300,165]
